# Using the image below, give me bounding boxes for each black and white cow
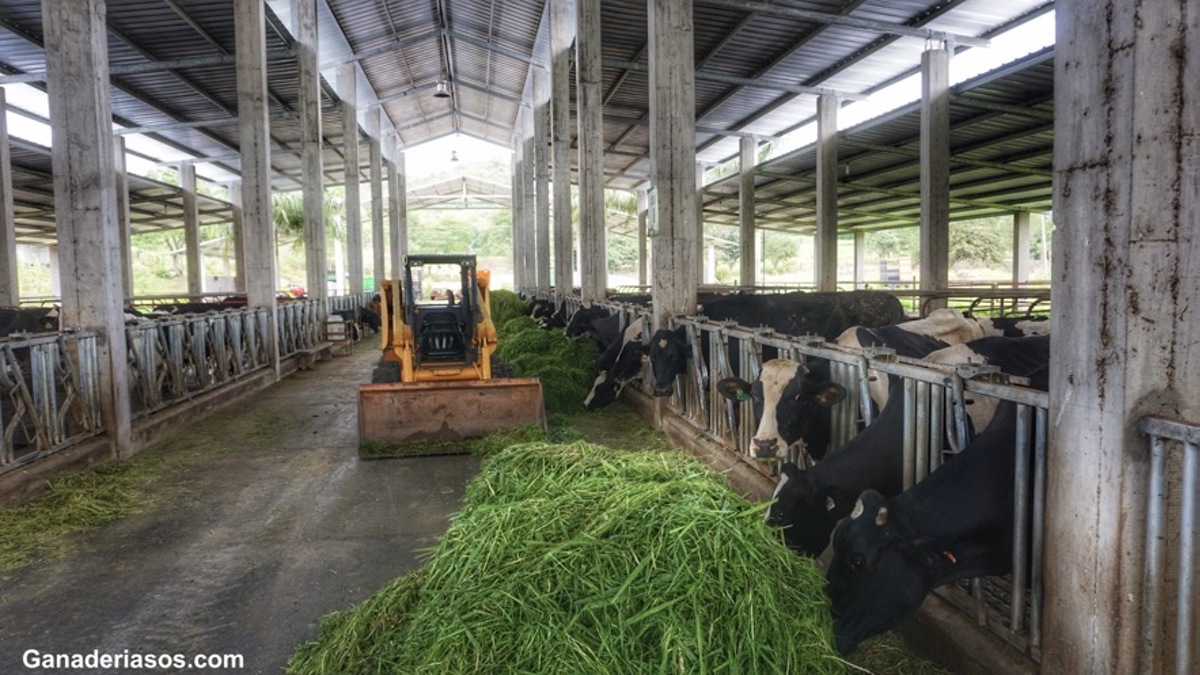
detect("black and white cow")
[764,334,1050,558]
[0,307,60,336]
[825,382,1044,654]
[583,317,647,410]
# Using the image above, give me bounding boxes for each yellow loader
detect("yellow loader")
[357,255,546,447]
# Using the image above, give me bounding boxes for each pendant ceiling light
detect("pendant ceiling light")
[433,80,451,98]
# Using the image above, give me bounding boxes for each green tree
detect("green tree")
[950,219,1008,268]
[761,231,798,274]
[607,234,638,272]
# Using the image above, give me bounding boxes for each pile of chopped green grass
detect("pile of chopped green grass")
[494,322,599,415]
[498,315,538,339]
[0,457,169,571]
[291,442,846,674]
[488,289,528,327]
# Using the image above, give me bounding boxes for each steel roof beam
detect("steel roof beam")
[601,113,779,140]
[0,50,295,84]
[601,58,862,100]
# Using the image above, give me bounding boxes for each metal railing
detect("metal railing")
[577,295,1049,660]
[0,331,103,473]
[1139,416,1198,675]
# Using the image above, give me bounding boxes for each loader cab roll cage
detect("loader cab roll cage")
[404,255,481,368]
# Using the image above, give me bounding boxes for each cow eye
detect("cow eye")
[849,554,865,571]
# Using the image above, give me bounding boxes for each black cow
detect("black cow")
[763,334,1050,558]
[0,307,60,336]
[564,305,624,351]
[825,381,1044,653]
[583,317,647,410]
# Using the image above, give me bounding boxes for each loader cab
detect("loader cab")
[403,255,481,368]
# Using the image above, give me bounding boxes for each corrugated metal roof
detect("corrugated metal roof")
[0,0,1055,242]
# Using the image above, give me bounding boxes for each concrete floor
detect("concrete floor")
[0,342,480,674]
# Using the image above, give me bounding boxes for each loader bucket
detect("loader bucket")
[357,378,547,451]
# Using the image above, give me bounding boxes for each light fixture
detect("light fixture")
[450,150,459,162]
[433,80,451,98]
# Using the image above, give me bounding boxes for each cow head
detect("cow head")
[716,359,845,460]
[583,318,647,410]
[764,462,861,557]
[647,327,689,397]
[826,490,935,654]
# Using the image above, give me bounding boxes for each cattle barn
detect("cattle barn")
[0,1,1194,673]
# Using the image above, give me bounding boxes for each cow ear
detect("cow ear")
[810,382,847,406]
[716,377,753,402]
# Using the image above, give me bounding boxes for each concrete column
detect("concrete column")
[0,87,20,305]
[235,0,280,373]
[637,187,648,286]
[511,141,526,293]
[339,64,363,297]
[228,181,246,293]
[42,0,131,454]
[48,245,60,299]
[533,66,552,295]
[388,143,407,279]
[367,107,384,290]
[1012,211,1031,285]
[696,161,705,287]
[816,94,839,291]
[1044,2,1200,673]
[738,135,757,288]
[113,137,133,301]
[523,118,539,294]
[919,47,950,312]
[551,0,576,297]
[332,238,345,295]
[648,0,698,329]
[577,0,606,303]
[297,0,326,306]
[180,162,203,298]
[853,230,866,288]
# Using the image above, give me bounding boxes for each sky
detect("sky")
[0,8,1055,190]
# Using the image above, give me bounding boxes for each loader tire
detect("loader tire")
[371,361,401,384]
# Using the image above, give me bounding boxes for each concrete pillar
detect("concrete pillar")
[42,0,131,454]
[388,142,407,280]
[367,107,384,291]
[1012,211,1031,285]
[853,230,866,289]
[919,47,950,313]
[48,245,61,302]
[551,0,576,297]
[523,118,539,294]
[113,137,133,301]
[738,135,757,288]
[577,0,606,303]
[1044,2,1200,673]
[333,238,345,295]
[816,94,839,291]
[228,181,246,293]
[297,0,326,306]
[511,140,527,293]
[648,0,698,329]
[0,87,20,305]
[637,187,648,286]
[339,64,363,297]
[235,0,280,373]
[533,66,552,296]
[180,162,203,298]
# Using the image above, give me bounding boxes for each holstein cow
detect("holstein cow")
[763,334,1050,558]
[825,379,1046,653]
[646,290,904,398]
[583,317,647,410]
[0,307,60,336]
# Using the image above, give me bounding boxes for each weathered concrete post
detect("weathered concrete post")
[0,87,20,306]
[577,0,606,303]
[648,0,698,329]
[339,64,363,297]
[180,162,203,298]
[1012,211,1031,285]
[919,46,950,312]
[113,136,133,301]
[550,0,576,298]
[533,65,552,296]
[42,0,131,455]
[853,230,865,289]
[228,180,246,293]
[367,107,384,290]
[235,0,280,374]
[388,141,407,280]
[297,0,326,307]
[738,134,757,289]
[511,139,527,293]
[1044,2,1200,673]
[816,93,839,291]
[637,187,649,287]
[523,117,539,292]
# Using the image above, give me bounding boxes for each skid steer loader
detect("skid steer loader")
[357,255,546,448]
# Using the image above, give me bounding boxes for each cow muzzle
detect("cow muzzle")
[652,384,673,397]
[751,438,780,458]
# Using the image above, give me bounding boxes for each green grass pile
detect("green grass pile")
[495,322,600,415]
[488,289,529,327]
[290,441,846,674]
[0,457,169,571]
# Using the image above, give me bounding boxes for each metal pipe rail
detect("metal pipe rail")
[1139,416,1198,675]
[0,331,103,474]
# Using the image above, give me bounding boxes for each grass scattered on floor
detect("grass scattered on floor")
[0,455,175,572]
[847,633,951,674]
